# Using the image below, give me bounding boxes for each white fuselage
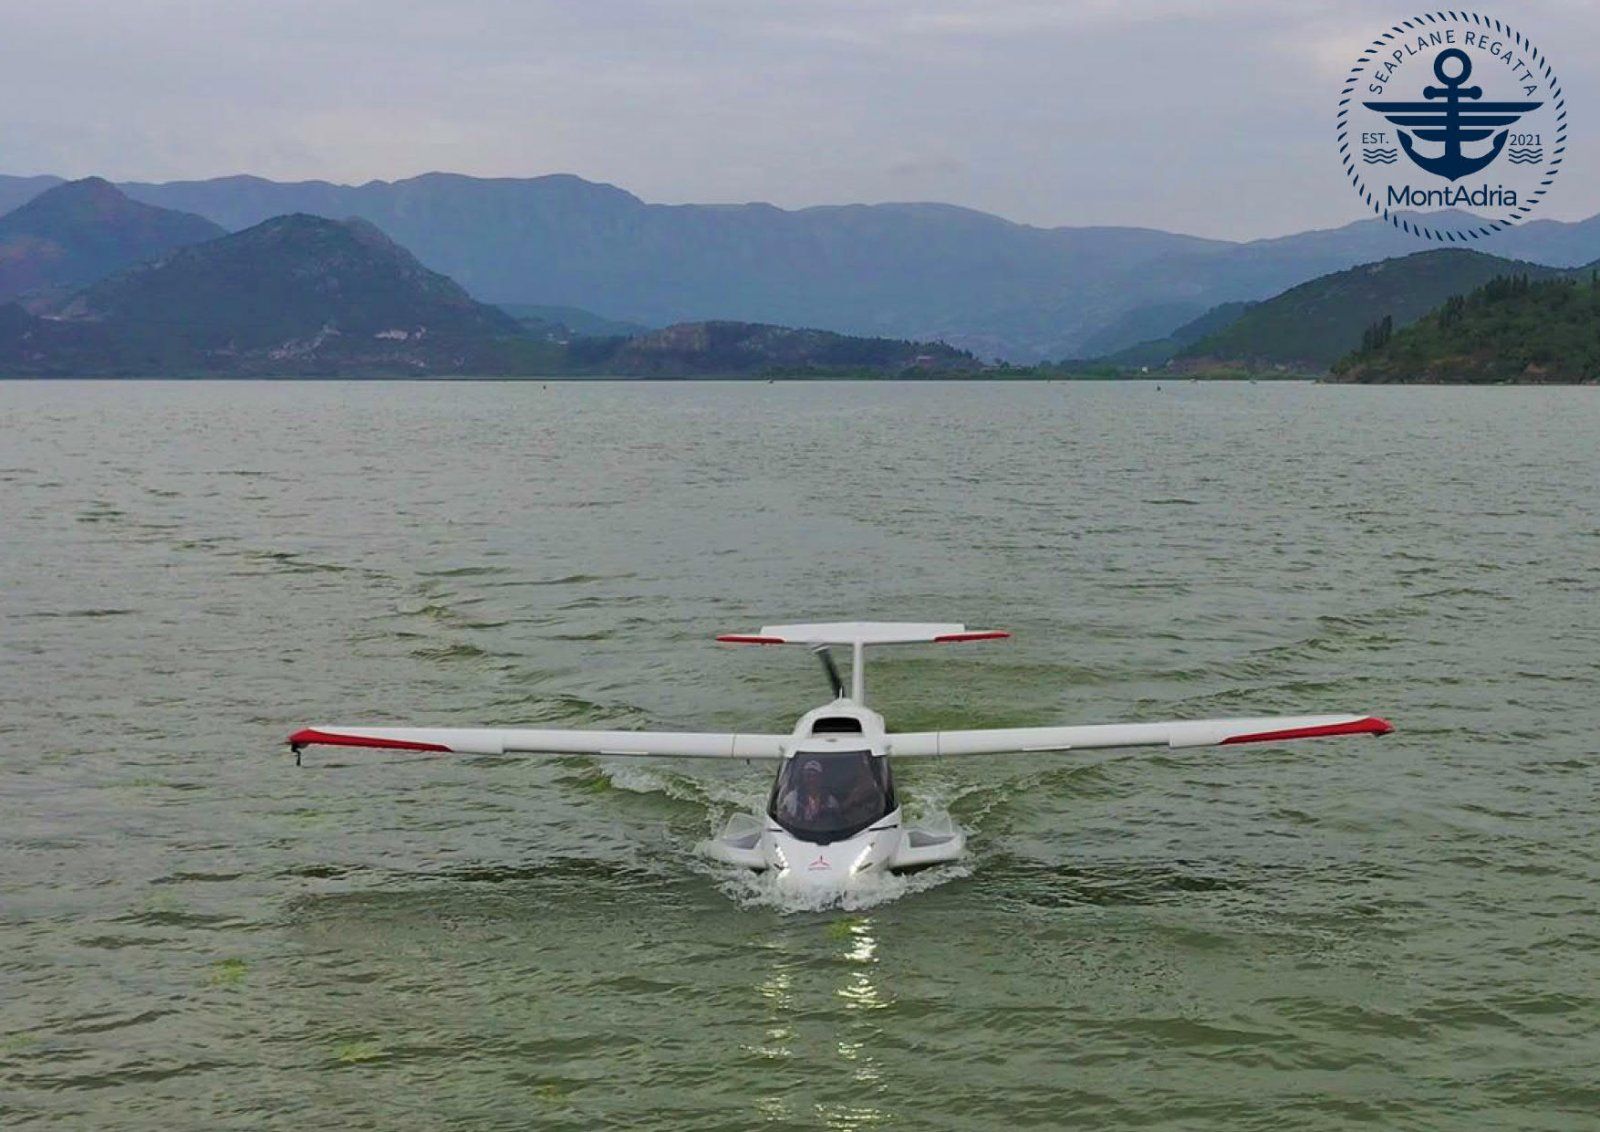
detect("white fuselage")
[704,699,963,886]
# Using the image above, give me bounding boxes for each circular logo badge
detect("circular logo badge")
[1338,12,1565,242]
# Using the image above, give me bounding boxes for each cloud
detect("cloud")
[884,155,970,179]
[0,0,1593,238]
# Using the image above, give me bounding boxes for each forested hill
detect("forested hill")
[592,321,973,377]
[1331,273,1600,384]
[1169,249,1566,372]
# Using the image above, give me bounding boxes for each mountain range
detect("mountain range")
[0,180,977,377]
[6,171,1598,360]
[1,208,539,376]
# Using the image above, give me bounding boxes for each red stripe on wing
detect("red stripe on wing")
[287,728,453,753]
[1220,716,1393,745]
[932,630,1011,643]
[715,634,787,644]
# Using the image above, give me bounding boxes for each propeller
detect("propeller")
[811,645,845,699]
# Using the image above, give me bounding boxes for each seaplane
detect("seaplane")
[288,622,1393,888]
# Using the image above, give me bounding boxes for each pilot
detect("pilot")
[781,759,841,823]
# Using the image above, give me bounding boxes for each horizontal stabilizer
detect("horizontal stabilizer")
[717,621,1008,646]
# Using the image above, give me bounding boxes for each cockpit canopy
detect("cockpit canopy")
[768,749,895,843]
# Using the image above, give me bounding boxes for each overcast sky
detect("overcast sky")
[3,0,1594,238]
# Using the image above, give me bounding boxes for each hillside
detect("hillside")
[499,302,649,340]
[1331,273,1600,384]
[0,174,67,218]
[593,321,974,377]
[1096,301,1257,368]
[1170,249,1568,372]
[3,214,538,375]
[60,213,521,342]
[0,178,223,303]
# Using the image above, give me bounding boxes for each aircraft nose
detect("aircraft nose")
[772,836,885,886]
[800,849,837,877]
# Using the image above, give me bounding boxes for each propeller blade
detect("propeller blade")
[811,645,845,699]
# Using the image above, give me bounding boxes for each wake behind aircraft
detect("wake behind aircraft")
[288,622,1393,889]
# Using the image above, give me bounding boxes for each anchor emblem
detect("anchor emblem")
[1364,49,1541,182]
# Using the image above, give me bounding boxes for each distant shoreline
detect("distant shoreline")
[3,373,1594,386]
[1,372,1306,383]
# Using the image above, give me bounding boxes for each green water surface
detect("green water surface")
[1,380,1596,1130]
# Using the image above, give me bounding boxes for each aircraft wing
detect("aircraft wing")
[287,726,787,759]
[888,714,1391,757]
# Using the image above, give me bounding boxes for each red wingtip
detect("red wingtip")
[715,634,786,645]
[1220,716,1393,745]
[286,728,452,753]
[932,630,1011,643]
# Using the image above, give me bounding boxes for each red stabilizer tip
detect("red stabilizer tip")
[287,728,452,753]
[1220,716,1393,745]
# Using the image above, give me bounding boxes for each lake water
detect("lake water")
[2,379,1597,1130]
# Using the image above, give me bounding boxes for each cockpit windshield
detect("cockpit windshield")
[768,749,894,843]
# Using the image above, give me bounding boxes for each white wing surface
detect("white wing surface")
[288,726,786,759]
[717,622,1008,646]
[889,714,1392,757]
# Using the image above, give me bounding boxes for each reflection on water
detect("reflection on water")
[838,919,887,1013]
[831,920,889,1127]
[748,916,893,1129]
